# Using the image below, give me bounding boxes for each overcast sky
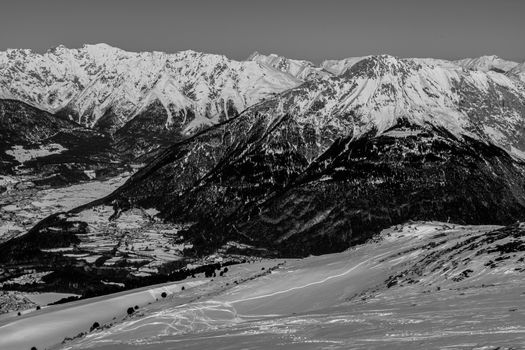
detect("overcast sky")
[0,0,523,63]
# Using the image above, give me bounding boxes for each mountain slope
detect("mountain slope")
[0,99,77,146]
[0,98,121,180]
[0,99,79,173]
[2,221,524,350]
[19,117,525,261]
[65,222,525,350]
[510,62,525,83]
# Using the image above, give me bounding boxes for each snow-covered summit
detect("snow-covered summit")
[455,55,519,73]
[248,51,331,80]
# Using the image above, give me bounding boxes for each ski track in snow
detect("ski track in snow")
[50,222,525,350]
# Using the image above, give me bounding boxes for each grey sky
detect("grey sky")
[0,0,524,63]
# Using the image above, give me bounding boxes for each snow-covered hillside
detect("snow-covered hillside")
[1,221,523,350]
[0,44,300,131]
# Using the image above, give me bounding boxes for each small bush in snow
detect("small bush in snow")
[90,322,100,332]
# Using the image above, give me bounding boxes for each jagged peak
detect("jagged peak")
[40,43,121,55]
[249,51,314,64]
[341,54,417,79]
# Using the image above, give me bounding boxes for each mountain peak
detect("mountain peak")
[342,54,414,79]
[248,51,330,80]
[45,44,68,53]
[41,43,119,55]
[455,55,519,72]
[81,43,118,51]
[320,56,368,75]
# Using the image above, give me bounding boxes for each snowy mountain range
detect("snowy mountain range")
[1,44,525,177]
[1,44,524,138]
[2,44,525,310]
[0,44,300,133]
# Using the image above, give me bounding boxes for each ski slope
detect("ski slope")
[1,221,523,349]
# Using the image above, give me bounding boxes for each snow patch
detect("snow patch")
[6,143,67,164]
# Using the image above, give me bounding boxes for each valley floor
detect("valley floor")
[0,221,524,350]
[0,172,130,243]
[0,172,131,313]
